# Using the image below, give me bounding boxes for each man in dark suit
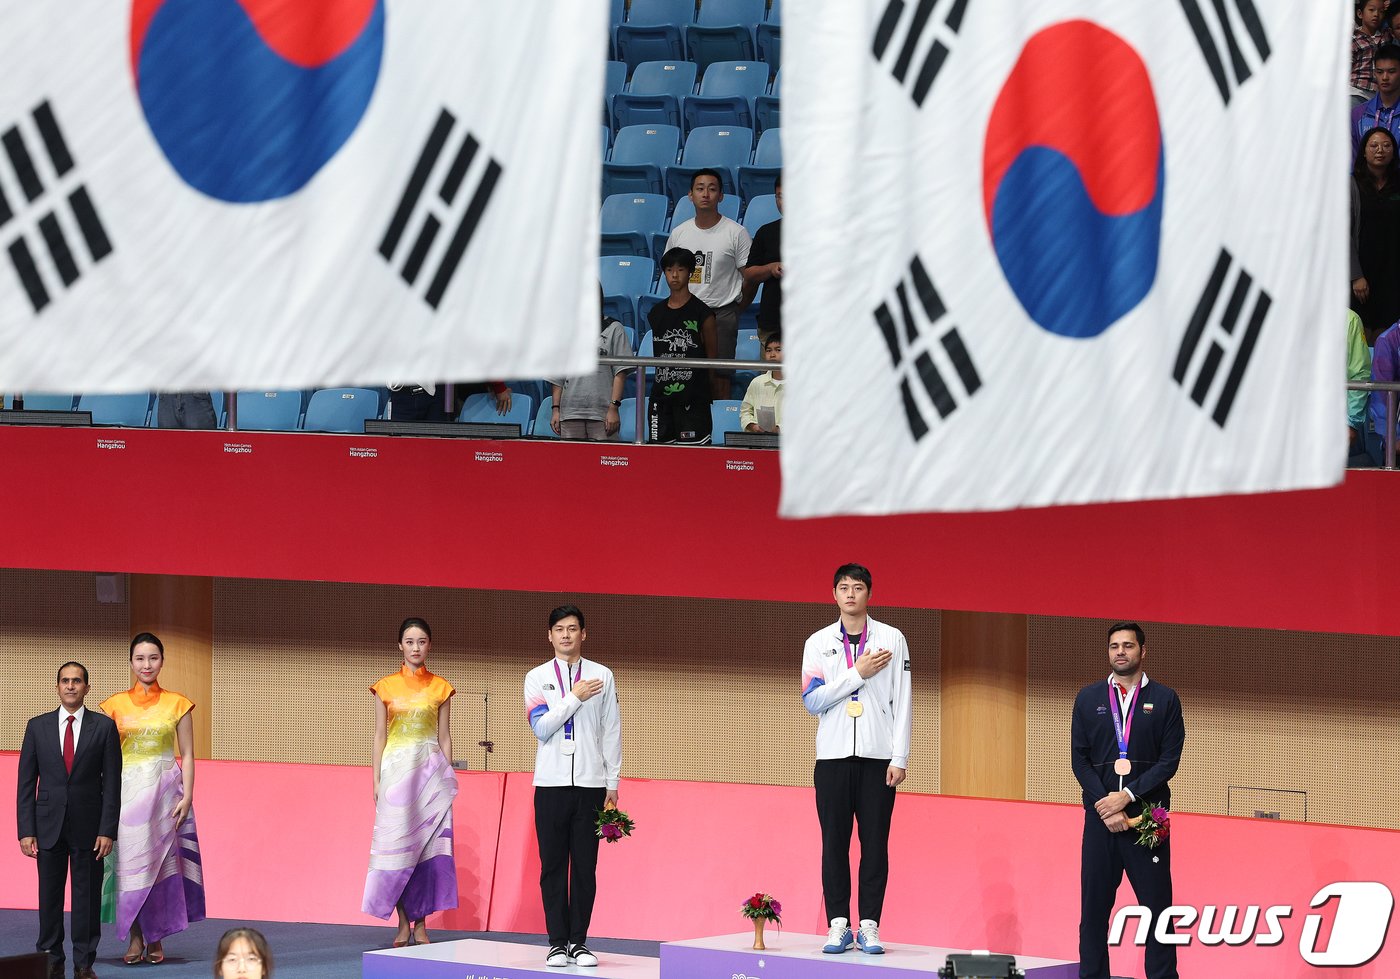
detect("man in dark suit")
[16,661,122,979]
[1071,622,1185,979]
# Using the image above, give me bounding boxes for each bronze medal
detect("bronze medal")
[1114,758,1131,777]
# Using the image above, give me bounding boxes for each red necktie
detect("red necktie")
[63,715,74,774]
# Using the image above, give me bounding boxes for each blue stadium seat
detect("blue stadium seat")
[711,399,744,445]
[683,60,768,132]
[618,397,641,442]
[738,127,781,201]
[600,256,657,300]
[605,295,637,337]
[602,193,670,258]
[616,1,696,70]
[612,0,627,28]
[742,192,780,236]
[766,0,782,22]
[508,380,548,408]
[302,388,379,433]
[687,26,756,75]
[235,390,302,431]
[610,93,683,133]
[18,393,79,411]
[754,94,780,135]
[756,21,780,71]
[736,328,761,361]
[534,396,557,438]
[629,59,698,97]
[669,192,741,228]
[606,61,627,100]
[78,393,153,427]
[601,124,612,159]
[697,0,765,25]
[602,124,681,198]
[637,330,657,388]
[458,392,535,430]
[637,295,667,345]
[665,125,753,200]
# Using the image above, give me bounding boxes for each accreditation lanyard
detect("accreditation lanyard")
[841,624,868,707]
[553,660,581,745]
[1107,678,1140,773]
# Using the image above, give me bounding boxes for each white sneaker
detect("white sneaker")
[822,917,854,953]
[856,919,884,954]
[545,946,569,967]
[569,944,599,967]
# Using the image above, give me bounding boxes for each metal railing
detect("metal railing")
[600,354,780,445]
[1348,380,1400,469]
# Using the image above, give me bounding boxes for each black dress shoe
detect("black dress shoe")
[46,962,63,979]
[74,966,99,979]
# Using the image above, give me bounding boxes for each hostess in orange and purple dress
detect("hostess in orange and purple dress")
[99,684,206,943]
[363,664,459,921]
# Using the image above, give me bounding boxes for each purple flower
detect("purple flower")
[770,900,782,915]
[601,823,622,839]
[1151,807,1168,824]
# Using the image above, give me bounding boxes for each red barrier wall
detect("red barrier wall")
[4,757,1396,975]
[0,426,1394,635]
[0,754,503,930]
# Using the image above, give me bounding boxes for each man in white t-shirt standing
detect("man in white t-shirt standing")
[664,168,754,384]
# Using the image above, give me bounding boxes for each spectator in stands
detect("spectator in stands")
[664,169,754,374]
[213,927,272,979]
[158,393,219,429]
[1353,1,1393,103]
[742,174,783,343]
[1367,317,1400,466]
[648,247,721,444]
[387,383,449,422]
[1348,310,1374,466]
[1351,126,1400,344]
[1352,43,1400,152]
[740,332,783,434]
[550,285,632,440]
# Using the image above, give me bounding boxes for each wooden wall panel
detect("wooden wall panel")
[129,574,214,758]
[940,611,1027,800]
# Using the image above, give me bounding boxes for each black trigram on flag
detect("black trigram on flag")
[871,0,970,107]
[380,108,503,310]
[0,100,112,314]
[1173,248,1271,428]
[1179,0,1271,105]
[873,255,981,441]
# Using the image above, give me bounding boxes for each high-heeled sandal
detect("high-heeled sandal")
[122,943,146,965]
[145,942,165,965]
[412,921,431,945]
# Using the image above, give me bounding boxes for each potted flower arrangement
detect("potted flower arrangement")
[739,892,782,950]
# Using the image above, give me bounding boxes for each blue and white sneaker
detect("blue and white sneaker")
[822,917,854,954]
[856,919,884,954]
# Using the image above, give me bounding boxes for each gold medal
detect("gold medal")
[1114,758,1131,776]
[846,701,864,717]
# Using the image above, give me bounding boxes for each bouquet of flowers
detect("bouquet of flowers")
[595,801,635,843]
[1126,802,1171,849]
[739,892,782,924]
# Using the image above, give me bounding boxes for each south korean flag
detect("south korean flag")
[780,0,1348,515]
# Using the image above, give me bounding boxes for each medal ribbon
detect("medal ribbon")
[1107,678,1140,763]
[841,624,867,706]
[554,660,580,743]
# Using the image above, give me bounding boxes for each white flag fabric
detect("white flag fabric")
[0,0,603,392]
[780,0,1348,515]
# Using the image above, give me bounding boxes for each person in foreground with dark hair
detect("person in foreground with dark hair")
[801,564,912,957]
[524,605,622,969]
[17,661,121,979]
[1072,622,1186,979]
[213,927,272,979]
[363,617,458,947]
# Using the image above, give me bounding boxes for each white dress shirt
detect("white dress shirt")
[58,704,86,752]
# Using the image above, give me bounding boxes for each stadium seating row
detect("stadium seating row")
[534,395,747,444]
[612,0,781,73]
[605,60,780,136]
[601,190,779,259]
[602,124,781,202]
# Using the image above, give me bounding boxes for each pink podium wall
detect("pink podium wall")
[6,756,1395,976]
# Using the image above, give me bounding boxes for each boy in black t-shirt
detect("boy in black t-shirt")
[648,247,721,444]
